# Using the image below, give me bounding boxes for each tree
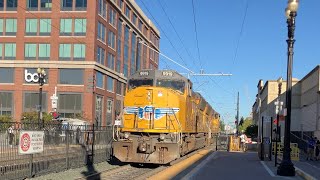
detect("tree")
[239,117,252,133]
[220,121,225,131]
[245,124,258,138]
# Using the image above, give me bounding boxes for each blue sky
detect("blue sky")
[136,0,320,126]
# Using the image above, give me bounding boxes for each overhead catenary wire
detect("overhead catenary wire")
[138,0,192,70]
[156,0,198,69]
[191,0,203,69]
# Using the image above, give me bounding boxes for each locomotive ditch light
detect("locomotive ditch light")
[124,132,130,139]
[159,134,165,141]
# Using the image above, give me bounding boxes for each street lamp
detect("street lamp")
[277,0,298,176]
[275,77,283,167]
[37,67,46,129]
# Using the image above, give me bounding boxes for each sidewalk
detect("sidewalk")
[264,155,320,180]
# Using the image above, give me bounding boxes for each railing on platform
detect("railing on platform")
[0,121,113,180]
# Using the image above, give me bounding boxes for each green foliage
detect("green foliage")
[0,115,13,123]
[220,121,225,131]
[0,115,13,130]
[239,117,252,133]
[21,112,53,124]
[245,124,258,138]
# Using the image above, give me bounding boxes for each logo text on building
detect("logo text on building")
[25,69,46,83]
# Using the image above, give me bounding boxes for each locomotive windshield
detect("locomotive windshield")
[156,80,185,93]
[128,79,153,90]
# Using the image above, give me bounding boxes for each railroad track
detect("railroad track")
[81,146,214,180]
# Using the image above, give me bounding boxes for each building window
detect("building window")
[109,8,116,27]
[96,71,104,89]
[0,44,2,59]
[60,19,72,36]
[98,0,106,18]
[106,98,113,126]
[75,0,87,11]
[0,19,3,35]
[26,0,38,10]
[119,0,123,10]
[24,92,47,112]
[131,33,136,74]
[41,0,52,11]
[73,44,85,60]
[7,0,17,11]
[108,31,116,49]
[5,19,17,36]
[95,95,103,126]
[74,18,86,36]
[25,43,37,60]
[96,46,105,65]
[123,64,128,77]
[138,20,142,31]
[25,19,37,36]
[122,82,126,95]
[125,5,130,18]
[116,81,121,95]
[97,22,106,42]
[132,14,137,25]
[0,92,13,116]
[4,43,16,60]
[61,0,72,11]
[59,69,84,85]
[58,93,82,118]
[107,53,115,70]
[59,44,71,60]
[40,19,51,36]
[0,0,4,11]
[0,68,14,83]
[107,76,114,92]
[39,44,50,60]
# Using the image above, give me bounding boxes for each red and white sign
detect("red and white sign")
[18,131,44,154]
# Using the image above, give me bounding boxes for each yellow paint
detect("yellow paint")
[272,142,300,161]
[229,136,240,151]
[121,86,220,134]
[147,149,211,180]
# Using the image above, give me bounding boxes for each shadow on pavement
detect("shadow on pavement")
[80,144,101,180]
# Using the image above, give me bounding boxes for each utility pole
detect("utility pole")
[236,92,240,136]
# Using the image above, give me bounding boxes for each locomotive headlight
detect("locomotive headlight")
[159,134,165,141]
[124,132,130,139]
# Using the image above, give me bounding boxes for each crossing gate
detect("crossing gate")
[215,134,229,151]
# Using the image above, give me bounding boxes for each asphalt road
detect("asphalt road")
[179,151,303,180]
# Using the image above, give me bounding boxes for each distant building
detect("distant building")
[0,0,160,125]
[252,65,320,140]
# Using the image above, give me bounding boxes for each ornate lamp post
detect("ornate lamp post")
[37,67,46,129]
[277,0,299,176]
[275,77,283,167]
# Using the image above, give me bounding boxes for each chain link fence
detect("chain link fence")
[0,122,113,180]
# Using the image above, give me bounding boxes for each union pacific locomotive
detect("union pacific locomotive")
[113,70,220,164]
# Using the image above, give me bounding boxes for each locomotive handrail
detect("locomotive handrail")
[171,108,183,144]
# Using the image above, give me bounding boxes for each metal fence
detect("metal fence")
[0,122,113,180]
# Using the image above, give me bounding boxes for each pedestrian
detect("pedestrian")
[8,125,14,148]
[76,126,81,144]
[315,139,320,161]
[239,131,247,152]
[307,136,315,161]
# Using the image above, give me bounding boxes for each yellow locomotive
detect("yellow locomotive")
[113,70,220,164]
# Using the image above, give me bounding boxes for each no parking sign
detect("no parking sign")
[18,131,44,154]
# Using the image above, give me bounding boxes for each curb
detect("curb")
[295,167,316,180]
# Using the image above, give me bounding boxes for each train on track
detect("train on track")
[113,69,220,164]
